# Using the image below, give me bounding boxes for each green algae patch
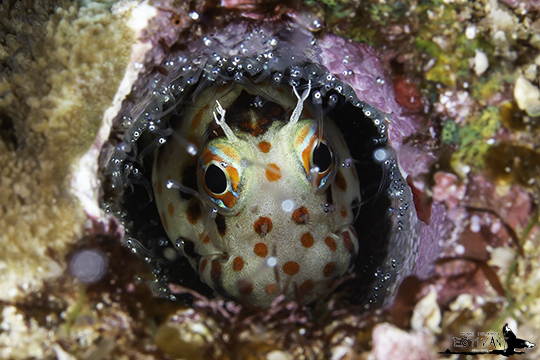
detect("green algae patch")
[441,119,459,145]
[0,0,132,301]
[469,73,507,101]
[419,34,493,87]
[449,106,501,175]
[414,2,495,87]
[447,105,540,190]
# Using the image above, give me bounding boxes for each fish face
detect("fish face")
[153,80,361,307]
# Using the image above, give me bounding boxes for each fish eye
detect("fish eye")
[204,164,228,194]
[198,142,243,211]
[312,143,332,173]
[293,121,336,191]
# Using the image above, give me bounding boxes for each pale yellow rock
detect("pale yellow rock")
[473,49,489,76]
[514,76,540,116]
[0,1,134,358]
[487,246,515,271]
[411,287,442,334]
[371,323,437,360]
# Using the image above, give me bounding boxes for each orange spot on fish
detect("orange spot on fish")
[265,163,281,182]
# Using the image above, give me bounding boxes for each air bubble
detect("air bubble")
[163,247,177,261]
[373,148,390,162]
[189,11,199,20]
[186,144,197,156]
[281,199,295,212]
[328,94,338,105]
[69,249,109,284]
[267,257,277,267]
[209,207,218,220]
[313,91,322,104]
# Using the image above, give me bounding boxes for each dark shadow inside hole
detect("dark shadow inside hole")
[325,91,391,305]
[118,130,214,305]
[0,113,18,149]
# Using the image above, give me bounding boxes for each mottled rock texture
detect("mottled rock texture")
[0,0,131,297]
[0,1,132,357]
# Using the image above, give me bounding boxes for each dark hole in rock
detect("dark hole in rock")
[0,113,18,149]
[98,22,418,310]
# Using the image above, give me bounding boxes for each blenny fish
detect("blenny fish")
[153,79,361,307]
[102,18,419,308]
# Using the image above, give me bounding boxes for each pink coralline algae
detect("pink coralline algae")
[319,35,425,154]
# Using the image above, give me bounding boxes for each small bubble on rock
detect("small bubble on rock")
[69,249,109,284]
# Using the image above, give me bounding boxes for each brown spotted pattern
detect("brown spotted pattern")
[292,206,310,224]
[211,260,222,283]
[233,256,244,271]
[200,258,207,273]
[215,213,227,236]
[342,230,354,253]
[253,216,273,236]
[335,170,347,191]
[283,261,300,276]
[258,141,271,153]
[323,262,336,277]
[152,81,362,308]
[237,280,254,295]
[265,163,281,182]
[200,233,210,244]
[254,243,268,257]
[300,232,314,248]
[265,284,279,295]
[324,237,337,252]
[299,279,314,294]
[186,200,201,224]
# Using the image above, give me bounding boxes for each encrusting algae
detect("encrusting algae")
[0,0,539,359]
[0,0,132,358]
[0,0,132,291]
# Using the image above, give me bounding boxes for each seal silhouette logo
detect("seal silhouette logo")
[441,323,536,356]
